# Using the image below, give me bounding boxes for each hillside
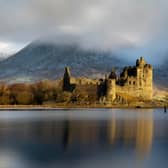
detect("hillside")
[154,58,168,89]
[0,42,123,82]
[0,53,9,61]
[0,41,167,90]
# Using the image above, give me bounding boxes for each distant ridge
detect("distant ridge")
[0,41,123,83]
[154,58,168,89]
[0,40,167,89]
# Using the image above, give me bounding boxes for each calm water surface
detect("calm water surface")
[0,108,167,168]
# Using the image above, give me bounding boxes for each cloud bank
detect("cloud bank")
[0,0,168,63]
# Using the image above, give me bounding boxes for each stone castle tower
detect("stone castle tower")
[104,57,153,102]
[136,57,153,99]
[106,70,117,103]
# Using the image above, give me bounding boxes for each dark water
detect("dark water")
[0,108,167,168]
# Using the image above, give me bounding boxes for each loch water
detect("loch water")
[0,108,167,168]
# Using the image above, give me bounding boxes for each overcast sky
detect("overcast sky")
[0,0,168,63]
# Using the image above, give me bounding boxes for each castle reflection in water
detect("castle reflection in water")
[0,109,162,157]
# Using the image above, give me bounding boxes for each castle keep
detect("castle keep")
[62,57,153,104]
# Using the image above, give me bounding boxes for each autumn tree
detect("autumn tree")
[9,83,34,105]
[0,83,11,105]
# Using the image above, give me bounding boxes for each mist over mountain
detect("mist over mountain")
[0,40,167,89]
[0,53,9,61]
[0,41,124,83]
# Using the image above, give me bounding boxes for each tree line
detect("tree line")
[0,80,97,105]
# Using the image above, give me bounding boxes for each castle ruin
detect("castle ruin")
[62,57,153,104]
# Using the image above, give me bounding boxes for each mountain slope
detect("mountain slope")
[0,41,167,89]
[0,53,9,61]
[154,58,168,89]
[0,42,124,82]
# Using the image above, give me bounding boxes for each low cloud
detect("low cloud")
[0,0,168,63]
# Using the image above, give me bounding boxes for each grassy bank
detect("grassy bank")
[0,102,166,110]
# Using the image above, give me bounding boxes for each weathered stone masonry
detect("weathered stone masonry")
[62,57,153,103]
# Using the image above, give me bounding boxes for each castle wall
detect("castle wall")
[116,83,152,101]
[116,85,141,100]
[62,57,153,103]
[70,77,98,85]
